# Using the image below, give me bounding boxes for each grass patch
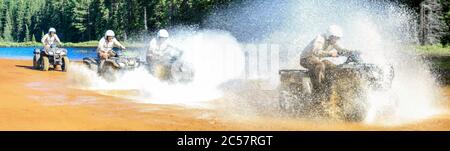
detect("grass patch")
[416,44,450,56]
[62,41,99,48]
[0,41,41,47]
[414,44,450,69]
[431,59,450,70]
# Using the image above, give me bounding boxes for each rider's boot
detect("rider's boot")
[110,60,120,68]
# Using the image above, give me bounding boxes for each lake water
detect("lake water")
[0,47,97,60]
[0,47,144,60]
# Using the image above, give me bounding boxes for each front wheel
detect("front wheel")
[341,102,367,122]
[41,56,50,71]
[170,61,194,83]
[62,56,70,72]
[279,90,294,113]
[154,64,170,81]
[101,62,118,81]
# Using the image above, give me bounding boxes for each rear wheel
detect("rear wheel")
[41,56,50,71]
[278,70,314,115]
[62,56,70,72]
[33,54,40,69]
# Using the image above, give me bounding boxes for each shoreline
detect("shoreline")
[0,41,146,48]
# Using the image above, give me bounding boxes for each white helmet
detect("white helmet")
[327,25,343,38]
[49,28,56,33]
[105,30,115,37]
[157,29,169,38]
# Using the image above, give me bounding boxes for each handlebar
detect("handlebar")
[50,44,60,48]
[340,50,362,64]
[114,49,125,57]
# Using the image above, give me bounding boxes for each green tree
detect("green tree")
[71,0,91,41]
[13,0,25,41]
[440,0,450,44]
[89,0,110,40]
[0,0,4,39]
[32,34,36,42]
[24,24,30,42]
[2,8,13,41]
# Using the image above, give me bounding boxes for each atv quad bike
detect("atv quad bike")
[33,44,70,72]
[278,51,394,122]
[83,49,142,81]
[146,47,194,83]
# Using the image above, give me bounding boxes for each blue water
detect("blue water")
[0,47,98,60]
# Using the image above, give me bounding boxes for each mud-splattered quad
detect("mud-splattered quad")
[83,50,142,81]
[278,51,394,122]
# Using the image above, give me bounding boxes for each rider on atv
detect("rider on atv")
[41,28,62,49]
[146,29,181,78]
[299,25,355,89]
[146,29,180,64]
[97,30,127,69]
[145,29,193,82]
[98,30,126,59]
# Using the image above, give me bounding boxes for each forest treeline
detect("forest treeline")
[0,0,449,44]
[0,0,236,43]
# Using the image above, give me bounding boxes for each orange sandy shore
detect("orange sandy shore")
[0,58,449,130]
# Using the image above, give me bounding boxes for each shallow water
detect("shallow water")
[0,47,98,60]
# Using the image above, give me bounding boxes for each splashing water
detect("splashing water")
[68,0,444,126]
[68,29,245,108]
[206,0,444,125]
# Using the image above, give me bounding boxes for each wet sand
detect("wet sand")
[0,58,449,130]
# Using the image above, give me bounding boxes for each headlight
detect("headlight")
[49,51,54,55]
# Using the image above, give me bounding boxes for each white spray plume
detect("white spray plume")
[69,29,245,108]
[206,0,444,125]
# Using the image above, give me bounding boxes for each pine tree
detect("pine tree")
[440,0,450,44]
[150,0,170,29]
[14,0,25,41]
[2,8,13,41]
[32,34,36,42]
[24,24,30,42]
[0,0,4,38]
[41,31,45,41]
[71,0,91,41]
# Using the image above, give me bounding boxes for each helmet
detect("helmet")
[49,28,56,33]
[105,30,115,37]
[157,29,169,38]
[327,25,343,38]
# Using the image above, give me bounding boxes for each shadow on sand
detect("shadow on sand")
[15,65,35,70]
[16,65,63,71]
